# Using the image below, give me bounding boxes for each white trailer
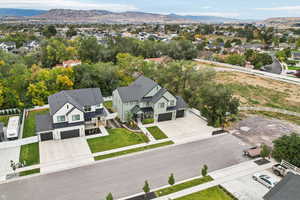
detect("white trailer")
[6,116,20,140]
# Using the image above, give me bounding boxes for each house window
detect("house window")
[57,115,66,122]
[170,100,175,106]
[84,106,91,112]
[159,103,165,108]
[72,114,80,121]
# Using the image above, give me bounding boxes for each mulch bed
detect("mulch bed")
[254,158,271,166]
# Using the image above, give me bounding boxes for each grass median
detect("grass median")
[94,141,174,161]
[175,186,234,200]
[147,126,168,140]
[19,142,39,166]
[19,168,40,176]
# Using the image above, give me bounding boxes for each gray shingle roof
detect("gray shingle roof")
[48,88,104,116]
[261,59,283,75]
[36,113,53,133]
[151,88,167,103]
[263,173,300,200]
[117,76,158,102]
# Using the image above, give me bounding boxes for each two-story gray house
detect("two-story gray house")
[36,88,107,141]
[112,76,187,123]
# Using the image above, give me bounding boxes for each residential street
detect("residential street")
[0,134,249,200]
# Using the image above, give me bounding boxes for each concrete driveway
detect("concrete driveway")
[221,169,281,200]
[39,137,93,173]
[157,111,218,143]
[0,147,20,181]
[0,134,249,200]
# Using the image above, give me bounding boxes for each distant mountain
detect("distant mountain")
[263,17,300,26]
[0,8,248,24]
[167,14,240,23]
[0,8,46,17]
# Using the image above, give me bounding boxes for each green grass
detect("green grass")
[147,126,168,140]
[243,110,300,126]
[288,66,300,70]
[142,118,154,124]
[103,101,114,112]
[87,128,149,153]
[156,176,213,197]
[175,186,234,200]
[94,141,174,161]
[0,115,11,126]
[19,168,40,176]
[23,109,49,138]
[19,143,39,166]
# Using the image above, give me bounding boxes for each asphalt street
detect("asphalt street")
[0,134,249,200]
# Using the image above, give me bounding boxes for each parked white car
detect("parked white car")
[252,173,278,189]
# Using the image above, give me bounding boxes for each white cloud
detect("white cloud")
[256,6,300,11]
[175,12,240,18]
[0,0,138,12]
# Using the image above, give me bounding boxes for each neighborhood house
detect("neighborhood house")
[112,75,187,123]
[36,88,108,141]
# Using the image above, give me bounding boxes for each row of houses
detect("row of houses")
[0,40,39,52]
[35,76,187,141]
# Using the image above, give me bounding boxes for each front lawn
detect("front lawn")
[175,186,234,200]
[87,128,149,153]
[156,176,213,197]
[94,141,174,161]
[23,109,49,138]
[147,126,168,140]
[142,118,154,125]
[19,168,40,176]
[288,66,300,70]
[19,142,39,166]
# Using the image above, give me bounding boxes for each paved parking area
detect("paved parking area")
[0,147,20,181]
[221,169,281,200]
[39,137,93,173]
[157,111,218,143]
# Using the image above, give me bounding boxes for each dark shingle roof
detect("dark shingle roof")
[36,113,53,133]
[117,76,158,102]
[261,59,283,75]
[151,88,167,103]
[263,173,300,200]
[48,88,104,116]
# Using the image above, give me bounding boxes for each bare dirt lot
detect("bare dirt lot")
[231,115,300,147]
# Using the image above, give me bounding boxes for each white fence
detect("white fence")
[0,136,38,149]
[195,59,300,85]
[103,96,112,102]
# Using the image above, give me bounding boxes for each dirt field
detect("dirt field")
[231,115,300,147]
[214,71,300,112]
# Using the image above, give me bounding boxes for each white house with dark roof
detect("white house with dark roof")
[36,88,108,141]
[112,76,187,123]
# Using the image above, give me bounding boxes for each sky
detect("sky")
[0,0,300,19]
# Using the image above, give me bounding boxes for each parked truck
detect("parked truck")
[6,116,20,140]
[272,160,300,176]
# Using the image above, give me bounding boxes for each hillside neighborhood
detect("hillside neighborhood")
[0,4,300,200]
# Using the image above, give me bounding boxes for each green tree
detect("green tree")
[168,173,175,186]
[42,25,57,38]
[272,133,300,167]
[143,180,150,199]
[225,54,246,66]
[199,84,240,127]
[106,192,113,200]
[66,26,77,38]
[78,36,101,63]
[201,164,208,177]
[260,144,271,160]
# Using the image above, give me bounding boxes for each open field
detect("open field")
[215,71,300,113]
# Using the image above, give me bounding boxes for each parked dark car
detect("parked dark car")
[243,146,261,158]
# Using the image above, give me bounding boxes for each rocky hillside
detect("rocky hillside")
[263,17,300,26]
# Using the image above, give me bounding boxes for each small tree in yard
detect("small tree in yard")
[106,192,113,200]
[201,164,208,177]
[10,160,18,175]
[260,144,271,160]
[168,173,175,186]
[143,180,150,199]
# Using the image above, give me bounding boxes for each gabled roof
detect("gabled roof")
[48,88,104,116]
[117,76,158,102]
[35,113,53,133]
[263,173,300,200]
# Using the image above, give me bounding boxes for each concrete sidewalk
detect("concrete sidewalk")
[146,160,275,200]
[137,118,156,142]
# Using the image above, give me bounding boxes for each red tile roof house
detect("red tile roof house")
[63,60,82,68]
